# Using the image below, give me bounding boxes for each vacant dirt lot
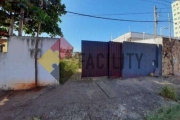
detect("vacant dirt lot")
[0,76,180,120]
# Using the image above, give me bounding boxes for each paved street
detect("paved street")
[0,76,179,120]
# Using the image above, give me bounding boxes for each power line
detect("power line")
[158,0,171,4]
[66,11,170,23]
[65,11,172,17]
[139,0,170,6]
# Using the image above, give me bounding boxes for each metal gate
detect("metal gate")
[82,41,162,79]
[122,42,162,78]
[109,42,122,78]
[82,41,109,77]
[82,41,122,78]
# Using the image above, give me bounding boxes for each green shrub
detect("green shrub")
[159,86,177,100]
[60,59,79,84]
[145,104,180,120]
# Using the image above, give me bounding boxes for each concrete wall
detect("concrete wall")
[132,37,163,45]
[162,38,180,76]
[0,36,59,90]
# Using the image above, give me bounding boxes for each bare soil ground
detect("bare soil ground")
[0,76,180,120]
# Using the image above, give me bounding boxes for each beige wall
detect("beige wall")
[0,39,8,52]
[2,42,7,52]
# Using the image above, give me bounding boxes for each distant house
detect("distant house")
[0,39,7,52]
[111,32,162,42]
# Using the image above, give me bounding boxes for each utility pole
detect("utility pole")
[154,6,158,38]
[168,13,171,41]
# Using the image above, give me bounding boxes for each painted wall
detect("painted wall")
[122,42,162,78]
[2,42,7,52]
[0,36,59,90]
[0,39,8,52]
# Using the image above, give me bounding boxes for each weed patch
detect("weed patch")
[159,86,177,100]
[60,58,79,84]
[145,104,180,120]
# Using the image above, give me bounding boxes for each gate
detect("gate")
[122,42,162,78]
[82,41,122,78]
[82,41,109,77]
[109,42,122,78]
[82,40,162,79]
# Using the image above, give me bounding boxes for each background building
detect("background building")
[111,32,161,42]
[172,0,180,38]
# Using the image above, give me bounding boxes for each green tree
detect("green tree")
[28,4,50,87]
[23,0,66,37]
[0,0,66,87]
[26,0,66,87]
[0,0,66,37]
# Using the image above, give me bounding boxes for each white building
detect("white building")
[172,0,180,38]
[111,32,161,42]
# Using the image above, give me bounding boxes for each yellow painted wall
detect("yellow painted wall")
[2,42,7,52]
[0,39,8,52]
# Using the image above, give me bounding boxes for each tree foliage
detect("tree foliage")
[0,0,66,37]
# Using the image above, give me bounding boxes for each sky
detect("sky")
[60,0,173,52]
